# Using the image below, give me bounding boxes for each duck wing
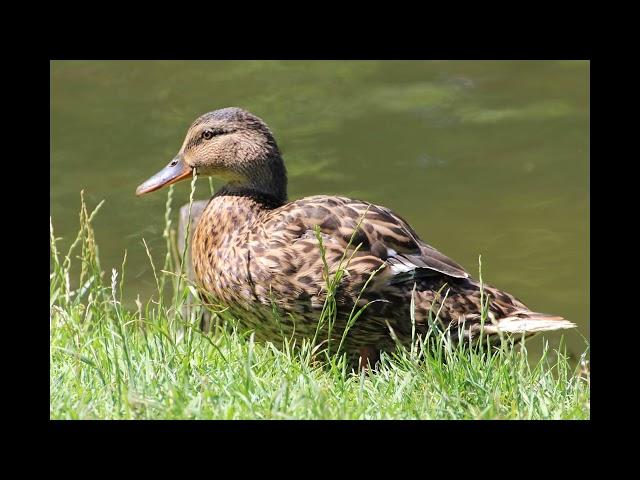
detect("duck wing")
[259,195,469,284]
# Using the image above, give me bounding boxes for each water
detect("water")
[50,60,589,357]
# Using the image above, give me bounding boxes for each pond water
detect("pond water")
[51,60,589,357]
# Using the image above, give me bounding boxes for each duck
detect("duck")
[136,107,575,368]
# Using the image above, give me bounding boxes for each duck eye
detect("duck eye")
[202,130,215,140]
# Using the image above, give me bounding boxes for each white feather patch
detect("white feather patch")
[389,262,415,275]
[484,317,576,334]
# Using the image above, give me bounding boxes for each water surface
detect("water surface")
[51,60,589,357]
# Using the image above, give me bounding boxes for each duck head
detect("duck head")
[136,107,287,202]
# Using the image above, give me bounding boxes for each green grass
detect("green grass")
[50,190,590,420]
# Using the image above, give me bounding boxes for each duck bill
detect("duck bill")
[136,156,193,196]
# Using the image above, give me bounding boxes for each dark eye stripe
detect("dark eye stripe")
[187,127,235,149]
[202,128,227,140]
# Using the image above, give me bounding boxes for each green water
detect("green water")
[50,60,589,357]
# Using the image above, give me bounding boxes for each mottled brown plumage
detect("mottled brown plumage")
[137,107,575,366]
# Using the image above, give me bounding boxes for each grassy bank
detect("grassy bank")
[50,191,590,420]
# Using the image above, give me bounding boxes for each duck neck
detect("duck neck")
[213,183,286,210]
[216,152,288,208]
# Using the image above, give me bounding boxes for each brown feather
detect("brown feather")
[138,108,575,365]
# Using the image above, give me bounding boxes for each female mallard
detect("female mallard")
[136,107,575,367]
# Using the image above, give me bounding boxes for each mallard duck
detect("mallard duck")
[136,107,575,367]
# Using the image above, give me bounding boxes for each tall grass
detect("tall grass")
[50,189,590,420]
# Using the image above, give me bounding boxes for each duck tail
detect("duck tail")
[483,309,576,335]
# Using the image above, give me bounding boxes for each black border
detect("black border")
[40,30,599,453]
